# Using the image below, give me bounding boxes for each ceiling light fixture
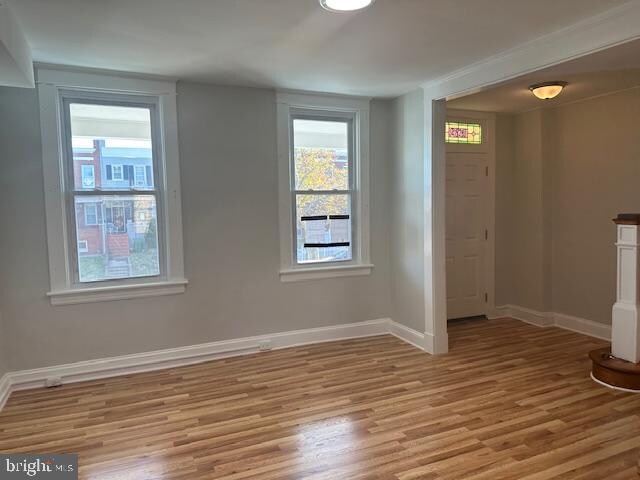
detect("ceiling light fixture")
[319,0,375,13]
[529,81,568,100]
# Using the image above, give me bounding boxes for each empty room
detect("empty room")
[1,1,640,479]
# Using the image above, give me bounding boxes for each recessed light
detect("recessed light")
[319,0,376,13]
[529,81,568,100]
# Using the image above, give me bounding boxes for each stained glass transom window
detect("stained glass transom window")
[445,122,482,144]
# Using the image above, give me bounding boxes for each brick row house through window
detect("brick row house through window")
[73,139,157,281]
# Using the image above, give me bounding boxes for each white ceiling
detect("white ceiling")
[447,39,640,113]
[8,0,632,97]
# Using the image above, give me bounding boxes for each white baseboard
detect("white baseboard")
[553,312,611,341]
[0,373,10,412]
[1,317,433,412]
[8,318,391,393]
[495,304,611,341]
[389,320,426,350]
[494,304,554,327]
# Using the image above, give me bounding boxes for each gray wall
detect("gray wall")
[550,88,640,324]
[0,311,7,378]
[494,87,640,324]
[0,82,392,371]
[495,111,550,312]
[494,114,514,307]
[510,110,549,312]
[389,89,425,332]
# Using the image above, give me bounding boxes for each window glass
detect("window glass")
[84,203,98,225]
[293,119,349,191]
[445,121,482,144]
[134,165,147,187]
[74,195,159,282]
[292,116,353,265]
[69,102,160,283]
[295,194,351,264]
[81,165,95,189]
[70,103,154,191]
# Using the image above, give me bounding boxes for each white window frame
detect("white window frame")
[111,164,124,181]
[84,203,98,226]
[38,67,187,305]
[77,240,89,253]
[134,164,147,187]
[81,164,95,188]
[277,92,373,282]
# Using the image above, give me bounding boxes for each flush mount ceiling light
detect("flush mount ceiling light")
[319,0,375,12]
[529,81,568,100]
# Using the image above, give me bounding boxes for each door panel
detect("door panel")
[446,151,487,320]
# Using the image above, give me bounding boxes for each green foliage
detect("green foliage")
[294,148,349,217]
[78,256,106,282]
[132,237,146,253]
[145,218,158,249]
[131,249,159,277]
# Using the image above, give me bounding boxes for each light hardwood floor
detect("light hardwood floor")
[1,317,639,479]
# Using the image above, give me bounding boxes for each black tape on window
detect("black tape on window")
[304,242,351,248]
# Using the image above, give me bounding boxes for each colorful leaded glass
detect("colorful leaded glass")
[445,122,482,144]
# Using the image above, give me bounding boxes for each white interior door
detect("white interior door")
[445,150,488,320]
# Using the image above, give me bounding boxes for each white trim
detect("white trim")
[422,3,640,355]
[0,318,431,411]
[80,164,95,188]
[36,68,176,95]
[46,279,188,306]
[494,304,612,340]
[77,240,89,253]
[276,91,371,112]
[424,99,449,354]
[389,320,426,350]
[554,312,612,342]
[110,163,124,181]
[276,91,372,281]
[590,372,640,393]
[494,304,554,328]
[133,164,147,187]
[83,203,98,226]
[0,373,10,412]
[280,264,374,282]
[37,66,187,305]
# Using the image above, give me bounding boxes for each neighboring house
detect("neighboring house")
[73,140,155,266]
[100,144,154,190]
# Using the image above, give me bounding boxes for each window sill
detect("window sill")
[280,264,374,283]
[47,279,188,306]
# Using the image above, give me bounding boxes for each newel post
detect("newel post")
[590,214,640,392]
[612,214,640,363]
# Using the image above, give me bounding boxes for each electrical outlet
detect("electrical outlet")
[45,377,63,388]
[258,340,273,352]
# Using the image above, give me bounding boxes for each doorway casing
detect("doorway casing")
[419,1,640,354]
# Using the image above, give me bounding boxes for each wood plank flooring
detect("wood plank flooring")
[1,317,639,479]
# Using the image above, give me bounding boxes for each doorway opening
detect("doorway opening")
[444,110,495,321]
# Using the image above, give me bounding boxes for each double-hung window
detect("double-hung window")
[277,93,372,282]
[38,68,187,304]
[134,165,147,187]
[81,165,95,189]
[111,164,124,181]
[84,203,98,226]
